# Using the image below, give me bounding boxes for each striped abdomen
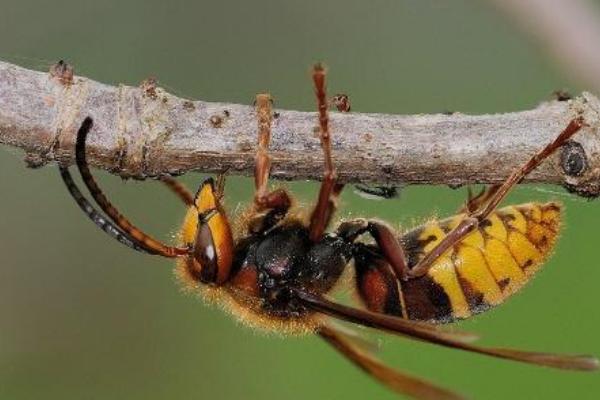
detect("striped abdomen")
[400,202,561,323]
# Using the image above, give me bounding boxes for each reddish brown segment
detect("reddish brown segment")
[355,256,404,317]
[461,184,501,214]
[249,93,293,233]
[230,263,260,298]
[338,219,410,281]
[160,176,194,206]
[309,63,345,242]
[254,93,274,208]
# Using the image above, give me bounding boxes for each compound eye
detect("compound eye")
[189,221,220,283]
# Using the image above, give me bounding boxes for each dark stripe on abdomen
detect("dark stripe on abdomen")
[401,275,454,323]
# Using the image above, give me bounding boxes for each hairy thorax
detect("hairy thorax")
[177,219,350,335]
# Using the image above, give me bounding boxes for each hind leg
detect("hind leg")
[409,117,585,278]
[159,176,194,206]
[338,219,410,281]
[458,184,501,214]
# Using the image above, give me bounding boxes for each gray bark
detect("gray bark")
[1,60,600,197]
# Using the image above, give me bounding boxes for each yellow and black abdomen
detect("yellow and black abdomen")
[400,202,561,323]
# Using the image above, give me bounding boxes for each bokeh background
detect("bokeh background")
[1,1,600,399]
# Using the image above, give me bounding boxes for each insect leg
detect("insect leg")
[408,117,585,278]
[159,176,194,206]
[338,219,410,281]
[458,184,501,214]
[353,244,408,318]
[253,92,275,207]
[318,324,465,400]
[249,93,292,233]
[73,117,189,258]
[309,63,345,242]
[337,220,410,316]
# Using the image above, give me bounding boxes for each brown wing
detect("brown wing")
[319,324,465,400]
[297,291,598,371]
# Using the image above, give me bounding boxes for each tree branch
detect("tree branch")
[1,60,600,197]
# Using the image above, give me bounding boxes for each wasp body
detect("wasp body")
[58,65,596,400]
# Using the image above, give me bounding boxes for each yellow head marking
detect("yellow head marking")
[180,207,198,245]
[180,181,220,245]
[195,181,217,211]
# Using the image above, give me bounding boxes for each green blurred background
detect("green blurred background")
[1,1,599,399]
